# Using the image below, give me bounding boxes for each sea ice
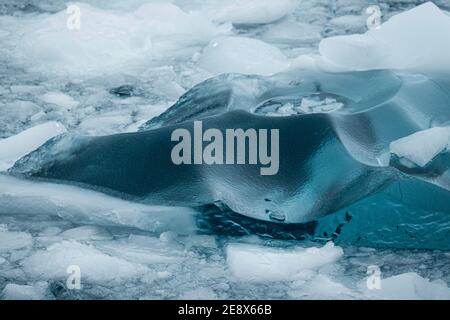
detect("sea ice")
[226,242,343,282]
[22,241,150,283]
[0,226,33,252]
[290,274,355,300]
[390,126,450,167]
[0,101,42,138]
[1,282,50,300]
[40,92,79,110]
[361,272,450,300]
[0,175,197,234]
[319,2,450,72]
[262,19,322,45]
[4,2,227,76]
[212,0,295,25]
[198,36,289,76]
[0,122,66,171]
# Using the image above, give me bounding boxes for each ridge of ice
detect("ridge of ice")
[198,36,290,76]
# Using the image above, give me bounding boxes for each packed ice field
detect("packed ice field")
[1,0,450,299]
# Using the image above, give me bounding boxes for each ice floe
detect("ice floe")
[40,92,80,110]
[198,36,289,76]
[4,2,228,76]
[212,0,295,25]
[319,2,450,72]
[22,241,151,283]
[226,242,343,282]
[1,282,50,300]
[361,272,450,300]
[0,122,66,171]
[390,126,450,167]
[0,175,197,234]
[0,226,33,252]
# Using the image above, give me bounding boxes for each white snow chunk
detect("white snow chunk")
[199,36,289,76]
[226,242,343,282]
[1,282,49,300]
[0,121,67,171]
[40,92,79,109]
[319,2,450,72]
[390,126,450,167]
[0,227,33,252]
[213,0,295,25]
[361,272,450,300]
[22,241,150,283]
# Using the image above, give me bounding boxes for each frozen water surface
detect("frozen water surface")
[1,0,450,299]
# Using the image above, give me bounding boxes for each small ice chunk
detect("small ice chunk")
[22,241,150,283]
[213,0,295,25]
[0,122,67,171]
[0,227,33,252]
[362,272,450,300]
[1,282,49,300]
[290,274,355,299]
[390,126,450,167]
[59,226,113,241]
[7,2,226,76]
[0,175,197,234]
[319,2,450,72]
[226,242,343,282]
[263,20,322,44]
[199,36,289,76]
[40,92,79,109]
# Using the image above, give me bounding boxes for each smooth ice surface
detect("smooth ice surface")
[226,242,343,282]
[319,2,450,72]
[198,36,289,76]
[390,126,450,167]
[0,122,66,171]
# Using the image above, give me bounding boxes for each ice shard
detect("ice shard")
[8,69,450,224]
